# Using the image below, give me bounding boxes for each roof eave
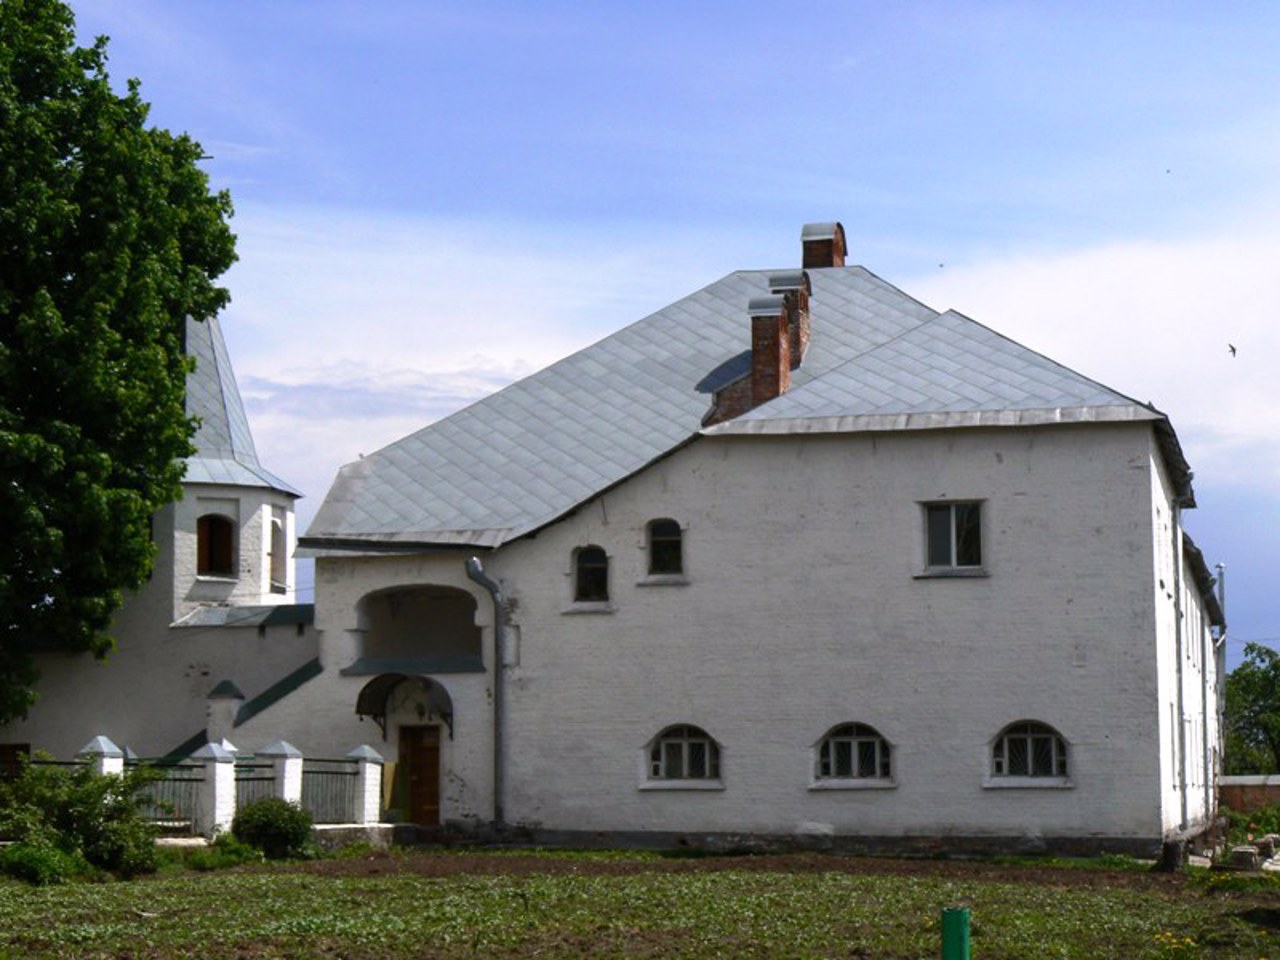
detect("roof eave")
[700,403,1163,438]
[296,534,504,559]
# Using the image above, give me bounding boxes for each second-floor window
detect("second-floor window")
[647,518,683,575]
[574,545,609,602]
[925,501,982,569]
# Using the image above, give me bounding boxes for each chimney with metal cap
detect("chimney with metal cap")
[769,269,811,367]
[749,294,790,407]
[801,221,845,269]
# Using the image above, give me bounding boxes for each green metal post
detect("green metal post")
[941,907,970,960]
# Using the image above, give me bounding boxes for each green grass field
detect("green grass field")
[0,850,1277,958]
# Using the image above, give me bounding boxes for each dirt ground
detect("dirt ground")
[288,848,1193,894]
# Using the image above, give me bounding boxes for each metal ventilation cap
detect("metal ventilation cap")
[801,222,841,241]
[748,294,786,317]
[768,270,809,293]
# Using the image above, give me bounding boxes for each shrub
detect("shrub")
[231,797,313,860]
[0,756,162,882]
[0,839,89,885]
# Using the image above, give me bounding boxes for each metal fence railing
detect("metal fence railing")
[5,751,373,833]
[235,757,275,810]
[128,761,204,836]
[301,758,359,824]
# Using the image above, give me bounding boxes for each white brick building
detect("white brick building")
[6,223,1225,855]
[270,222,1223,854]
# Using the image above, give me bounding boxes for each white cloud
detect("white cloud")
[901,220,1280,492]
[219,205,759,528]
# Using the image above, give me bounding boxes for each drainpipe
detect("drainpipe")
[1214,563,1228,806]
[1172,503,1188,832]
[1201,578,1212,825]
[466,557,505,829]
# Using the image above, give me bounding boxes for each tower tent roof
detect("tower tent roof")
[184,316,300,497]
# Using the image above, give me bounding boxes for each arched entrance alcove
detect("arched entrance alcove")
[355,674,456,826]
[341,584,483,677]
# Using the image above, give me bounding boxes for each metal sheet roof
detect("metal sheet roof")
[184,316,300,497]
[300,265,1173,553]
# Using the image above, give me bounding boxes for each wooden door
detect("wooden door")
[400,726,440,825]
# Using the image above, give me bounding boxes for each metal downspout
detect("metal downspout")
[1172,504,1188,832]
[1214,564,1229,810]
[466,557,505,828]
[1201,587,1212,824]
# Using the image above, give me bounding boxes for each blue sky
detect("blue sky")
[74,1,1279,664]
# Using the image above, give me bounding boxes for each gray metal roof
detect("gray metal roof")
[184,316,300,496]
[171,603,315,629]
[300,264,1174,554]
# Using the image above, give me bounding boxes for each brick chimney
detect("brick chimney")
[769,270,811,367]
[749,295,790,408]
[801,221,846,269]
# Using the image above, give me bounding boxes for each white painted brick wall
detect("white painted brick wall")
[279,421,1220,841]
[477,423,1212,841]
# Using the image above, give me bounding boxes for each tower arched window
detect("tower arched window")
[197,514,236,577]
[269,518,287,593]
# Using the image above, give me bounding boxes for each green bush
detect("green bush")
[0,756,162,882]
[0,839,89,885]
[231,798,313,860]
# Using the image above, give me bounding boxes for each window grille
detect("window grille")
[992,721,1068,777]
[649,725,720,780]
[816,723,892,779]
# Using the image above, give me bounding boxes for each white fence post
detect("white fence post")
[76,735,124,776]
[259,740,304,805]
[192,742,237,837]
[346,745,384,825]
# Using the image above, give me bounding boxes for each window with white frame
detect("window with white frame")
[816,723,892,780]
[924,501,982,569]
[991,721,1068,778]
[646,518,683,575]
[649,725,720,780]
[573,545,609,602]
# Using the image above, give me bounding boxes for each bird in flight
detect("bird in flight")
[1228,344,1237,357]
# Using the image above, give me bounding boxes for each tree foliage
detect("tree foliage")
[0,0,235,722]
[1224,642,1280,775]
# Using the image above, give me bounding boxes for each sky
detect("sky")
[71,0,1279,666]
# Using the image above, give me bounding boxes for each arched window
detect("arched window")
[197,514,235,577]
[816,723,892,780]
[269,518,287,593]
[574,545,609,602]
[647,518,683,575]
[649,725,720,780]
[992,721,1068,778]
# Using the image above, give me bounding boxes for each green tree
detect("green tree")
[0,0,235,722]
[1224,642,1280,775]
